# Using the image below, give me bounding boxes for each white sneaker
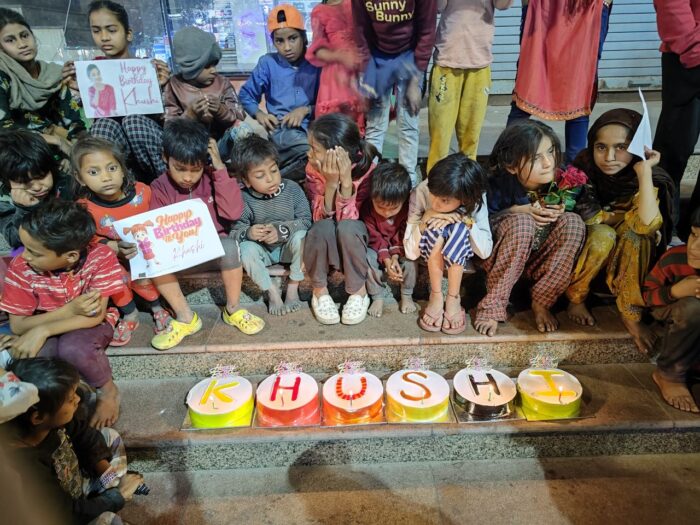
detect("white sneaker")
[311,294,340,325]
[341,294,370,325]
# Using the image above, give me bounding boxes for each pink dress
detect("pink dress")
[89,83,117,117]
[306,0,365,131]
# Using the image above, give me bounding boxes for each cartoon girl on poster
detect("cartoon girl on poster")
[87,64,117,117]
[123,221,159,269]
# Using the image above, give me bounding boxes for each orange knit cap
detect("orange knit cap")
[267,4,305,34]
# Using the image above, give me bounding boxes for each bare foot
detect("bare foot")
[368,298,384,317]
[567,301,595,326]
[267,285,288,316]
[399,294,418,314]
[91,380,120,429]
[532,301,559,333]
[652,369,700,413]
[621,318,656,354]
[284,281,303,313]
[474,319,499,337]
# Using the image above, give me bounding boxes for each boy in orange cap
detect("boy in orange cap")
[239,4,320,182]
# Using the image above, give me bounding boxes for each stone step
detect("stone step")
[108,304,643,380]
[113,363,700,472]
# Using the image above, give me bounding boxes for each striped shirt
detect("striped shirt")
[643,245,699,307]
[230,180,312,246]
[0,243,125,327]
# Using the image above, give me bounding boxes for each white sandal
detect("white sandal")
[341,294,370,325]
[311,294,340,325]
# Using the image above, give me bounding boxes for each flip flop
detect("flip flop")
[418,308,443,332]
[442,308,467,335]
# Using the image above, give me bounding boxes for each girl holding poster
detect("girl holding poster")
[61,1,171,183]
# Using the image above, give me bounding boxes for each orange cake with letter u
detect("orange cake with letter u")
[255,362,320,427]
[322,361,384,425]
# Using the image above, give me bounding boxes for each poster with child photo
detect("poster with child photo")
[76,59,164,119]
[113,199,224,279]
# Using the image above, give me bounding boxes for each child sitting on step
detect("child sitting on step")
[360,161,418,317]
[230,135,312,316]
[643,206,700,414]
[304,113,384,325]
[475,121,586,336]
[0,130,74,249]
[149,118,265,350]
[164,26,251,162]
[5,358,145,524]
[406,153,492,335]
[239,4,320,182]
[0,200,125,428]
[72,136,171,346]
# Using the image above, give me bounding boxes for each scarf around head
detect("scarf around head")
[572,108,676,246]
[0,51,63,112]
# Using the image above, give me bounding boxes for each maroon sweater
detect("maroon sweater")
[643,245,700,306]
[360,198,408,265]
[352,0,438,71]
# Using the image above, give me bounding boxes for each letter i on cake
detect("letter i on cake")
[516,354,583,421]
[186,364,254,428]
[385,357,452,423]
[453,358,517,421]
[322,360,385,425]
[255,362,321,427]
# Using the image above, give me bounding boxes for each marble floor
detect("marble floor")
[121,453,700,525]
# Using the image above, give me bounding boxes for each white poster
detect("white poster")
[76,59,164,119]
[113,199,224,279]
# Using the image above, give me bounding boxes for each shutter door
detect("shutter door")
[491,0,662,95]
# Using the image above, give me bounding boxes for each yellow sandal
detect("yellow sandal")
[222,307,265,335]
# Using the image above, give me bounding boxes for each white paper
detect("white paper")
[113,199,225,279]
[76,59,164,119]
[627,88,652,159]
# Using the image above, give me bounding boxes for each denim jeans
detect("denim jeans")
[507,3,612,164]
[365,77,422,187]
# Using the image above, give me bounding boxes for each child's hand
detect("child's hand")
[188,97,211,121]
[513,203,563,226]
[117,241,138,260]
[260,225,279,245]
[424,211,462,230]
[151,59,171,87]
[671,275,700,300]
[118,472,145,501]
[255,111,279,132]
[247,224,270,241]
[207,95,222,114]
[0,334,17,350]
[10,327,48,359]
[384,256,403,282]
[335,49,361,70]
[69,290,103,318]
[61,60,78,90]
[10,188,40,207]
[281,106,309,129]
[207,139,226,171]
[633,147,661,177]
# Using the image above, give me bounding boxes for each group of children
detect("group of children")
[0,2,698,521]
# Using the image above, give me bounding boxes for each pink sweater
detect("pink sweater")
[305,162,376,222]
[149,167,243,235]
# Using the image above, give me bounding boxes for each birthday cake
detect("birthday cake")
[186,371,254,429]
[255,365,320,427]
[322,363,384,425]
[516,368,583,420]
[453,367,516,420]
[386,369,450,423]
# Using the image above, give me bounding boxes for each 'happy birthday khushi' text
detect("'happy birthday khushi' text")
[119,62,159,106]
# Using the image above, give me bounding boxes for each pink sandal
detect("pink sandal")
[418,308,444,332]
[152,309,172,334]
[111,319,139,347]
[442,308,467,335]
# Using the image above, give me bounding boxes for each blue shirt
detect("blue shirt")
[486,171,531,215]
[239,53,320,131]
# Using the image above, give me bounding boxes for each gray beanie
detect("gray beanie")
[172,27,222,81]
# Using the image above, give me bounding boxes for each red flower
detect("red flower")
[555,166,588,190]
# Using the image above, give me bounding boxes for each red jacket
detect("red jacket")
[360,198,408,265]
[655,0,700,68]
[149,167,243,235]
[352,0,438,71]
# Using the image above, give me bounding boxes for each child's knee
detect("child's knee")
[220,238,242,270]
[307,219,335,244]
[559,212,586,240]
[500,213,538,241]
[337,220,365,245]
[669,297,700,329]
[287,229,307,252]
[586,224,616,257]
[239,240,264,263]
